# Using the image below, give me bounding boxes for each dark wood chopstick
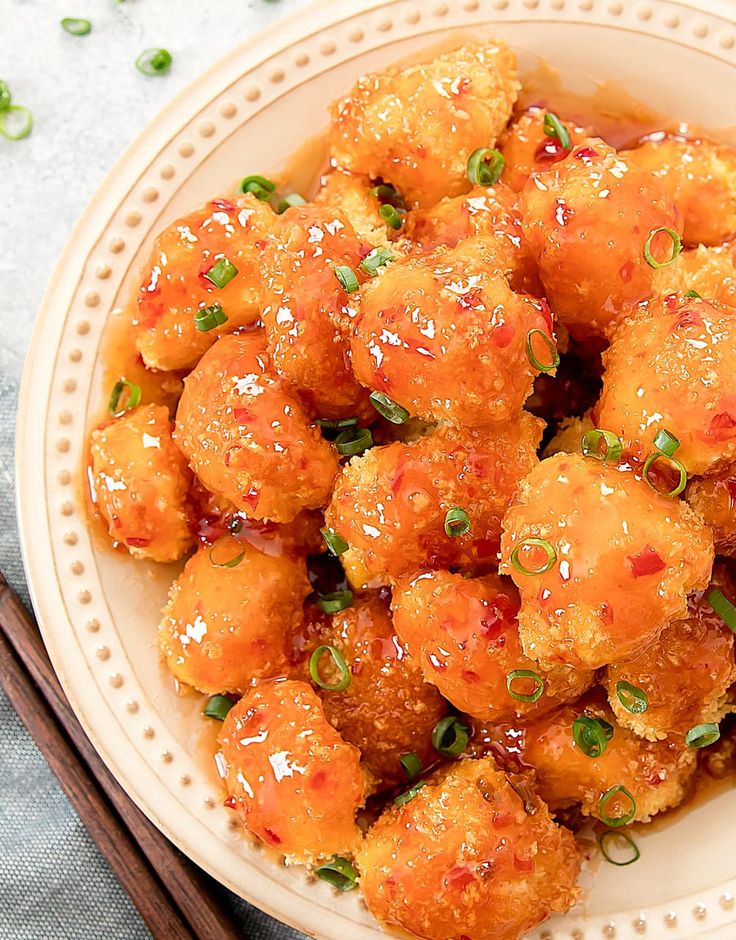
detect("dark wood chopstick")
[0,572,244,940]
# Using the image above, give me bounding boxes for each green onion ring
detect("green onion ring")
[510,538,556,576]
[685,722,721,749]
[369,391,409,425]
[135,48,173,76]
[615,680,649,714]
[0,81,11,112]
[315,856,358,891]
[431,716,470,758]
[316,590,353,615]
[194,302,228,332]
[572,715,613,758]
[644,227,682,268]
[443,507,471,537]
[643,451,687,497]
[543,112,572,150]
[370,183,406,209]
[652,428,680,457]
[506,669,545,703]
[599,830,640,866]
[399,752,422,779]
[209,536,246,569]
[525,328,560,373]
[685,289,702,299]
[204,256,238,289]
[394,781,427,807]
[334,265,360,293]
[276,193,307,214]
[599,785,637,828]
[316,417,358,431]
[61,17,92,35]
[359,246,394,276]
[0,105,33,141]
[706,588,736,632]
[309,645,351,692]
[320,527,348,556]
[334,427,373,457]
[581,429,623,464]
[239,175,276,200]
[466,147,505,186]
[108,379,141,416]
[379,204,404,230]
[203,694,234,721]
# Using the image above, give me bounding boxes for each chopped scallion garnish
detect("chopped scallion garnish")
[431,716,469,758]
[379,203,403,230]
[315,856,358,891]
[334,426,373,457]
[510,538,556,576]
[543,112,571,150]
[706,587,736,632]
[309,644,351,692]
[204,256,238,289]
[506,669,545,703]
[61,17,92,35]
[581,429,622,464]
[685,722,720,749]
[443,507,471,537]
[599,784,636,828]
[599,830,640,866]
[108,379,141,416]
[525,328,560,373]
[316,590,353,614]
[652,428,680,457]
[644,227,681,268]
[394,781,427,807]
[135,48,173,76]
[399,752,421,779]
[316,417,358,431]
[643,451,687,497]
[320,526,348,556]
[209,536,246,569]
[369,391,409,425]
[194,302,228,332]
[276,193,307,214]
[615,680,649,714]
[334,264,360,293]
[572,715,613,758]
[0,105,33,140]
[0,81,11,112]
[360,246,394,276]
[239,174,276,200]
[466,147,505,186]
[203,694,234,721]
[685,289,702,299]
[370,183,405,209]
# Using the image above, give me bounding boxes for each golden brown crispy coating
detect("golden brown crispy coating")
[391,570,593,722]
[325,418,543,581]
[651,243,736,307]
[158,543,309,694]
[330,41,519,209]
[88,404,193,562]
[314,169,390,247]
[687,467,736,556]
[175,333,339,522]
[499,452,714,669]
[134,195,273,371]
[218,679,365,861]
[358,758,581,940]
[519,137,681,339]
[596,294,736,476]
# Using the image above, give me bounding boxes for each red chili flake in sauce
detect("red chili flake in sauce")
[126,536,151,547]
[674,307,703,330]
[461,669,481,684]
[513,853,535,873]
[619,260,634,283]
[211,198,237,212]
[492,808,514,828]
[492,322,516,348]
[263,828,282,845]
[554,198,573,226]
[223,796,238,809]
[725,477,736,507]
[242,487,260,509]
[310,771,327,789]
[535,137,570,164]
[457,288,484,311]
[708,412,736,438]
[664,292,680,311]
[443,865,476,891]
[627,545,666,578]
[233,407,253,425]
[574,146,599,160]
[600,602,615,626]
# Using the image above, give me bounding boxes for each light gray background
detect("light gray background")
[0,0,313,936]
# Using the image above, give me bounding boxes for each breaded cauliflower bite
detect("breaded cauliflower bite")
[158,542,309,694]
[499,452,714,669]
[314,169,391,247]
[622,132,736,246]
[687,467,736,555]
[175,333,339,522]
[88,404,193,562]
[358,758,581,940]
[651,242,736,307]
[300,594,447,790]
[325,417,543,581]
[520,138,681,339]
[218,679,365,861]
[259,205,371,420]
[330,41,520,209]
[391,571,593,722]
[596,294,736,476]
[134,195,273,372]
[351,236,555,429]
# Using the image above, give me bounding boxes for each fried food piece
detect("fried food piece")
[596,294,736,476]
[651,243,736,307]
[687,467,736,556]
[622,133,736,246]
[330,41,519,209]
[134,195,273,371]
[541,412,594,459]
[259,205,371,420]
[314,169,390,247]
[325,417,543,581]
[158,542,309,694]
[351,236,554,429]
[358,758,581,940]
[603,569,736,740]
[175,333,339,522]
[218,679,365,861]
[88,404,193,562]
[519,138,682,339]
[300,595,447,790]
[391,570,593,722]
[499,452,714,669]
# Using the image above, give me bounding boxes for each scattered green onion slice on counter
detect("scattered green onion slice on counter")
[643,226,681,268]
[525,328,560,373]
[276,193,307,214]
[108,379,141,416]
[642,451,687,497]
[431,716,470,758]
[360,246,394,276]
[685,722,721,749]
[334,426,373,457]
[506,669,545,703]
[369,391,409,425]
[315,856,358,891]
[615,681,649,715]
[599,830,640,866]
[370,183,405,208]
[203,694,234,721]
[379,203,404,230]
[510,538,557,576]
[572,716,613,758]
[334,264,360,293]
[466,147,505,186]
[320,526,348,556]
[204,256,238,289]
[443,507,471,537]
[239,174,276,200]
[61,17,92,35]
[0,105,33,140]
[543,112,571,150]
[599,785,636,828]
[0,81,11,112]
[399,752,422,779]
[135,47,173,76]
[581,429,623,464]
[705,588,736,632]
[685,289,702,299]
[194,302,228,332]
[652,428,680,457]
[309,644,351,692]
[208,536,246,569]
[317,590,354,614]
[394,781,427,807]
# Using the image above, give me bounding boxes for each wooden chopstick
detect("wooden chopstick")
[0,572,244,940]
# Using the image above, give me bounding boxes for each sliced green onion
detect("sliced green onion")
[0,81,11,112]
[581,429,623,464]
[320,526,348,556]
[572,716,613,758]
[239,174,276,200]
[359,246,394,276]
[370,183,405,208]
[108,379,141,416]
[209,536,246,569]
[316,416,358,431]
[643,451,687,497]
[685,289,702,299]
[317,590,353,614]
[335,427,373,457]
[315,856,358,891]
[644,227,681,268]
[203,694,234,721]
[525,328,560,373]
[431,716,469,758]
[706,588,736,632]
[685,722,721,749]
[599,830,640,866]
[394,781,427,807]
[466,147,505,186]
[506,669,545,703]
[276,193,307,214]
[510,538,556,575]
[652,428,680,457]
[136,48,173,76]
[379,204,403,230]
[543,112,571,150]
[204,256,238,289]
[599,785,636,828]
[334,265,359,293]
[399,752,421,779]
[444,507,471,537]
[369,391,409,425]
[0,105,33,141]
[309,644,351,692]
[61,17,92,35]
[194,302,228,332]
[616,681,649,714]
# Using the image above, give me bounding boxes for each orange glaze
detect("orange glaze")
[330,41,520,209]
[651,242,736,308]
[175,332,339,522]
[218,679,365,861]
[134,194,275,372]
[358,758,581,940]
[350,236,553,430]
[596,293,736,476]
[391,570,593,723]
[499,452,714,669]
[687,467,736,555]
[325,416,543,582]
[519,137,682,339]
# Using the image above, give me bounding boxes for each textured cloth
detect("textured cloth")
[0,0,313,936]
